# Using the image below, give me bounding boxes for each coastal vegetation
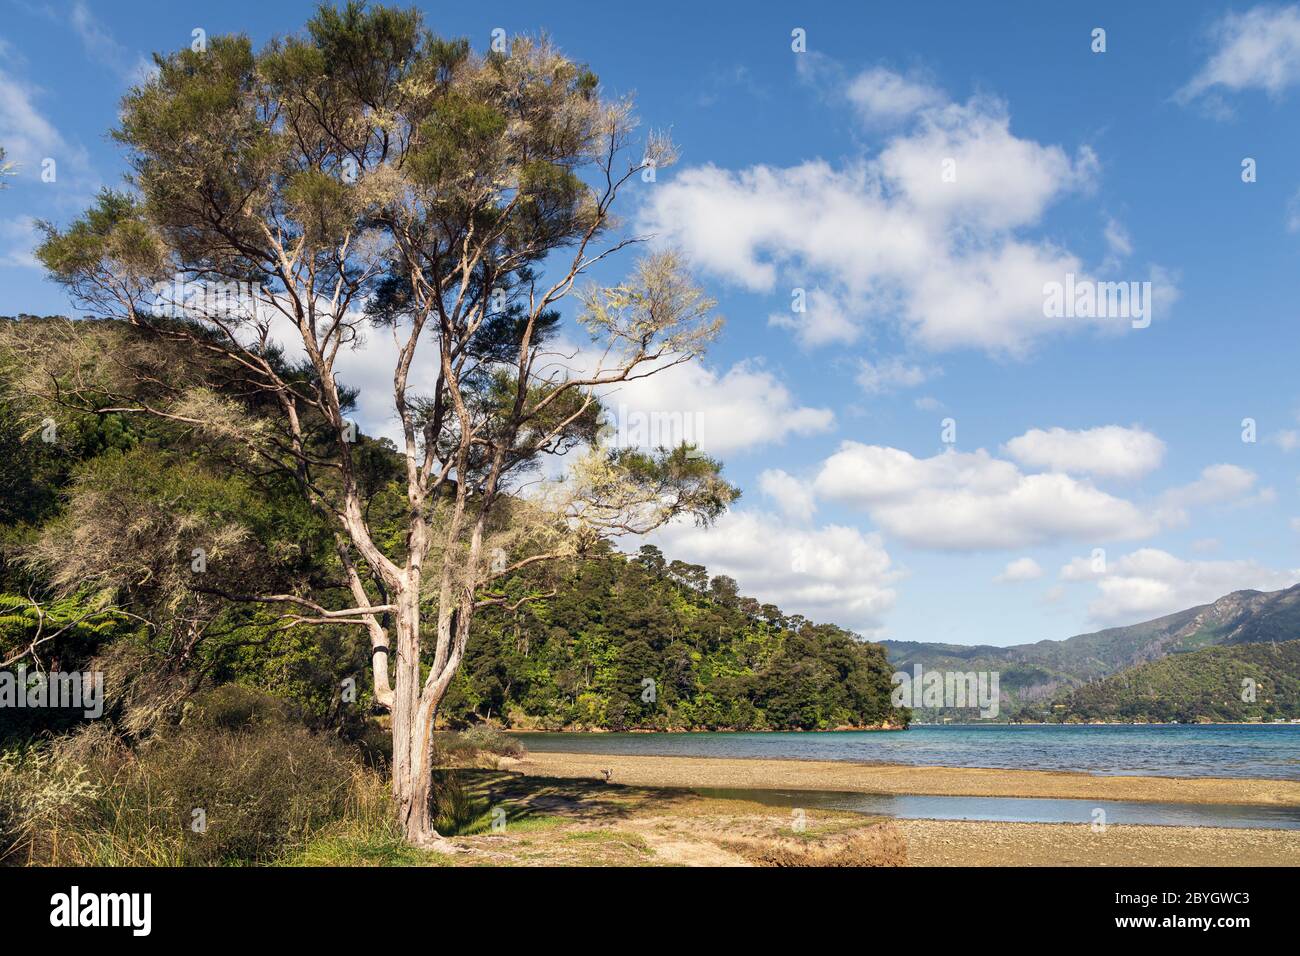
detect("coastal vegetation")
[10,0,745,848]
[1045,640,1300,724]
[0,310,902,865]
[887,584,1300,720]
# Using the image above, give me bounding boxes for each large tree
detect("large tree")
[33,3,736,847]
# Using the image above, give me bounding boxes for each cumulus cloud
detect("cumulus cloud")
[996,557,1044,582]
[640,66,1150,355]
[813,442,1156,550]
[758,469,817,522]
[846,66,945,124]
[266,313,834,459]
[650,510,899,634]
[767,286,861,347]
[595,357,835,456]
[1061,548,1300,624]
[1003,425,1166,479]
[1156,463,1272,525]
[1178,5,1300,104]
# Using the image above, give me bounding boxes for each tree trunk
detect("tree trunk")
[389,589,443,847]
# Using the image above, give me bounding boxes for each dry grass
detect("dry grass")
[719,823,908,867]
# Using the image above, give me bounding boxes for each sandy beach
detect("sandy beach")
[401,751,1300,866]
[516,751,1300,806]
[403,760,1300,866]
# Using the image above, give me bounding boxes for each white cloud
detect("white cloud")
[768,286,860,347]
[1179,5,1300,104]
[0,69,82,173]
[877,97,1097,231]
[1062,548,1300,624]
[0,215,40,268]
[1003,425,1166,479]
[70,1,155,85]
[596,358,835,456]
[650,510,899,634]
[846,67,945,124]
[1270,429,1300,451]
[267,316,834,459]
[758,469,817,522]
[996,557,1044,583]
[813,442,1157,550]
[640,71,1160,356]
[1103,217,1133,260]
[1156,463,1270,525]
[855,356,936,394]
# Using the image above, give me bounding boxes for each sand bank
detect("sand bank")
[516,751,1300,807]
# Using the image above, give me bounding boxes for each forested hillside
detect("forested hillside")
[450,544,904,730]
[885,583,1300,716]
[0,315,904,739]
[1049,641,1300,723]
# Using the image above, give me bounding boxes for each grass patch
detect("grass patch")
[286,830,453,867]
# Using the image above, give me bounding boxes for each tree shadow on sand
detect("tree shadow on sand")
[433,768,696,834]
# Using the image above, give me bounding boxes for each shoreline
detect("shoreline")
[515,751,1300,807]
[502,720,1300,733]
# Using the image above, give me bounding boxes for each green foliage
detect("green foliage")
[0,309,892,741]
[451,725,526,759]
[409,92,508,185]
[34,190,164,281]
[888,583,1300,719]
[1053,640,1300,723]
[181,683,300,731]
[7,714,358,865]
[443,548,907,731]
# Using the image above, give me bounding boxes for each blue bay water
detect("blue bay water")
[690,788,1300,830]
[517,724,1300,780]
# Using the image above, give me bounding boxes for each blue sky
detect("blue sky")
[2,0,1299,645]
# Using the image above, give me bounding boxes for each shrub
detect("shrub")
[431,770,480,834]
[454,725,525,759]
[132,723,353,864]
[12,717,358,865]
[1,739,105,864]
[181,683,298,732]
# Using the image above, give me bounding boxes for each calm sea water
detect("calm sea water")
[518,724,1300,780]
[691,788,1300,830]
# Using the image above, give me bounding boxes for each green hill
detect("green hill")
[1053,640,1300,723]
[0,314,906,738]
[883,584,1300,717]
[446,544,906,731]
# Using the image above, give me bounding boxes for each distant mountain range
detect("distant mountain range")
[882,583,1300,719]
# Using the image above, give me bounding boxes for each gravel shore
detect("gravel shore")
[503,752,1300,864]
[517,751,1300,806]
